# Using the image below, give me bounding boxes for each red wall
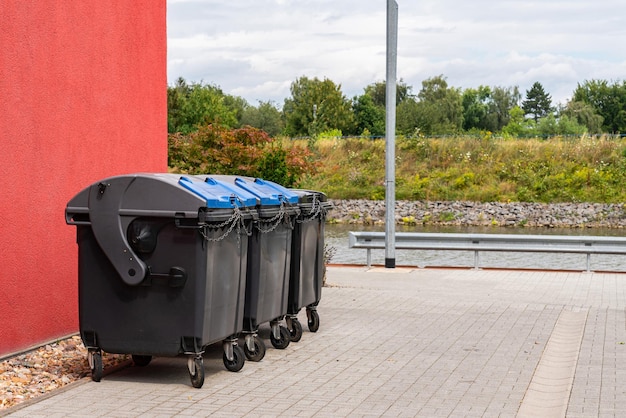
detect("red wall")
[0,1,167,356]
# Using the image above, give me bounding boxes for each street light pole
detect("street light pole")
[385,0,398,269]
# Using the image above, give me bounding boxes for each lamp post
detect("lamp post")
[385,0,398,269]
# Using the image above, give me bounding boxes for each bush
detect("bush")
[168,124,316,187]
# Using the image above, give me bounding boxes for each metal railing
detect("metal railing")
[348,231,626,271]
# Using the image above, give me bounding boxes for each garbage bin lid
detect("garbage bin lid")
[289,189,329,204]
[254,178,300,205]
[234,177,299,206]
[202,177,260,207]
[178,176,256,208]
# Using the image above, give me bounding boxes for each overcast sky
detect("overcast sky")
[167,0,626,108]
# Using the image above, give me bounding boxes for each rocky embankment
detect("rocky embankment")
[327,200,626,228]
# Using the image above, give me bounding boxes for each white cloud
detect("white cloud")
[167,0,626,106]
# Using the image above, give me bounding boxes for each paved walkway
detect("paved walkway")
[4,266,626,417]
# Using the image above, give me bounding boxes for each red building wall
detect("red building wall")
[0,1,167,356]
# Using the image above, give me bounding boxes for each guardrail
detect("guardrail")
[348,231,626,271]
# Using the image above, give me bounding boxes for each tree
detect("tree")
[502,106,587,138]
[560,100,604,134]
[396,97,421,136]
[363,79,412,107]
[283,76,355,137]
[461,86,492,131]
[522,82,552,122]
[414,75,463,135]
[502,106,531,137]
[485,86,521,131]
[167,77,191,133]
[352,93,385,136]
[573,79,626,133]
[240,101,284,136]
[353,80,414,137]
[536,115,586,136]
[223,95,248,128]
[167,78,238,133]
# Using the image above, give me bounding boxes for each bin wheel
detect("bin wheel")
[189,357,205,388]
[289,318,303,342]
[270,325,290,349]
[244,337,266,362]
[223,345,245,372]
[308,310,320,333]
[89,350,103,382]
[132,355,152,367]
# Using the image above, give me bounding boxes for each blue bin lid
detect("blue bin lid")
[178,176,256,208]
[203,177,259,207]
[234,177,299,205]
[255,178,300,204]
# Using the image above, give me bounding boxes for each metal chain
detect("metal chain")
[255,202,287,233]
[201,206,244,243]
[296,194,322,224]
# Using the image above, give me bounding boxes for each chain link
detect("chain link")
[296,194,323,224]
[200,206,245,243]
[200,197,313,244]
[255,202,289,233]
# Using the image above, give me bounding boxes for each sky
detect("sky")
[167,0,626,108]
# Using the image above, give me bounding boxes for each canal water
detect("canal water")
[325,224,626,271]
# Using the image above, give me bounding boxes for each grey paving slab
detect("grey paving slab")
[3,267,626,417]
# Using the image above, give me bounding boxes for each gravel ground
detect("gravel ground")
[0,336,129,410]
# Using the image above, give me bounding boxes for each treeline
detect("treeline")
[168,75,626,138]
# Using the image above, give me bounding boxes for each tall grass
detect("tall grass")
[297,135,626,203]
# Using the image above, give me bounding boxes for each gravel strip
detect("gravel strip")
[328,199,626,228]
[0,336,128,410]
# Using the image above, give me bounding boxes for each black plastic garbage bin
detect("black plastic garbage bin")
[198,175,299,361]
[284,190,332,341]
[65,174,256,388]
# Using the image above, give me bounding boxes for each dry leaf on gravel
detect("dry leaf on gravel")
[0,336,128,410]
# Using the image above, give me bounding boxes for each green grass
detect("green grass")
[296,135,626,203]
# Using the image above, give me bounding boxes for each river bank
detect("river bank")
[326,200,626,228]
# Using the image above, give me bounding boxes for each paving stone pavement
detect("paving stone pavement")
[4,266,626,417]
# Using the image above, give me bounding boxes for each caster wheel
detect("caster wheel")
[244,337,266,362]
[308,310,320,333]
[89,350,103,382]
[270,325,290,349]
[189,357,205,388]
[289,318,303,342]
[132,355,152,367]
[223,345,245,372]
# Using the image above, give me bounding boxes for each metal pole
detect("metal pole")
[385,0,398,269]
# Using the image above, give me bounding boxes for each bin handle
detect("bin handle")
[143,267,187,287]
[88,180,147,286]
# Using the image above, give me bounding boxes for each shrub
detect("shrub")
[168,124,316,187]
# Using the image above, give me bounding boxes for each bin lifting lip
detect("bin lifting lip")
[178,176,255,209]
[86,176,147,286]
